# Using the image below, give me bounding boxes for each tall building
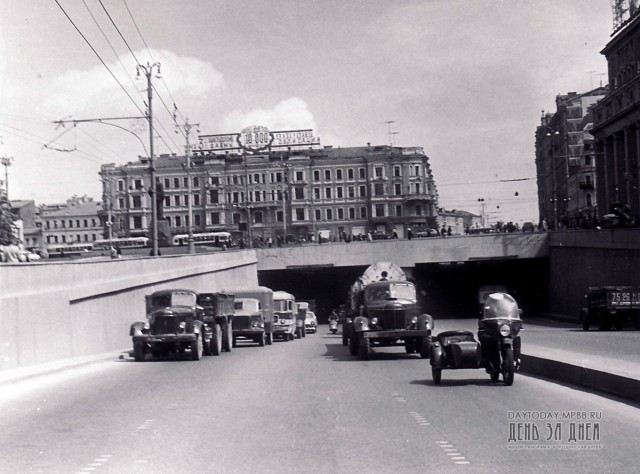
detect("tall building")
[591,4,640,224]
[535,88,606,229]
[40,196,103,247]
[99,128,439,245]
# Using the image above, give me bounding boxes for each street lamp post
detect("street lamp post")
[546,129,560,230]
[176,117,199,254]
[477,198,486,228]
[1,155,14,199]
[137,62,161,256]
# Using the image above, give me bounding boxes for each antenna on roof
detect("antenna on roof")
[385,120,398,147]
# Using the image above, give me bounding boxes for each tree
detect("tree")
[0,192,19,245]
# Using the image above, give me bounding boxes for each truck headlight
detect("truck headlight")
[411,316,418,324]
[371,317,378,325]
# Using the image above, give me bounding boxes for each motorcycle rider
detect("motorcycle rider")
[478,292,522,371]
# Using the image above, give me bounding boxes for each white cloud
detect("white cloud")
[219,97,317,133]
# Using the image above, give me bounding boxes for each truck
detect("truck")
[225,286,275,345]
[196,292,235,353]
[344,262,434,360]
[272,290,297,341]
[232,298,266,346]
[580,286,640,330]
[130,289,211,361]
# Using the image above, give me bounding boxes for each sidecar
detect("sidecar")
[430,330,482,384]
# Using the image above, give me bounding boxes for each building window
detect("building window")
[336,187,343,198]
[324,169,331,181]
[337,208,344,220]
[83,219,88,228]
[211,212,220,225]
[296,171,304,181]
[174,195,181,206]
[360,207,367,218]
[586,193,593,207]
[194,214,201,227]
[295,188,304,200]
[315,209,321,220]
[348,187,355,198]
[254,211,263,224]
[359,168,365,179]
[133,196,142,208]
[314,188,320,199]
[416,205,423,216]
[395,183,402,195]
[175,216,182,227]
[326,209,333,220]
[375,204,385,217]
[232,192,240,203]
[325,188,332,199]
[193,177,200,188]
[118,180,124,191]
[415,183,421,194]
[194,194,200,206]
[164,178,170,189]
[394,166,401,177]
[133,216,142,229]
[414,165,420,176]
[349,208,355,219]
[295,208,305,221]
[173,178,180,188]
[359,185,366,197]
[374,183,384,196]
[348,168,354,180]
[209,190,219,204]
[313,170,320,181]
[233,213,241,225]
[184,195,189,206]
[375,167,383,178]
[165,196,171,208]
[396,205,402,217]
[276,211,283,223]
[210,176,220,185]
[118,198,125,209]
[336,169,343,180]
[69,220,73,228]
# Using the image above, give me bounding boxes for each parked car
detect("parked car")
[305,311,318,334]
[522,222,535,232]
[415,228,439,238]
[129,289,211,361]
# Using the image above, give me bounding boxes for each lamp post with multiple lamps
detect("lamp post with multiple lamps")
[545,128,561,230]
[176,117,199,254]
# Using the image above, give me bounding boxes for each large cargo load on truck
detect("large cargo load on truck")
[580,286,640,331]
[344,262,433,360]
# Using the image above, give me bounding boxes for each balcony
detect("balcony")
[579,181,595,190]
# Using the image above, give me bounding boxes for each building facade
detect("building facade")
[100,137,439,245]
[592,10,640,225]
[10,200,41,249]
[40,196,103,247]
[535,88,606,230]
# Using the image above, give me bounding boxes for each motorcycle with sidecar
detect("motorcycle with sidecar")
[430,292,522,386]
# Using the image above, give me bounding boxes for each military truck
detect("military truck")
[232,297,266,346]
[196,292,235,353]
[345,262,434,360]
[225,286,275,344]
[130,289,211,361]
[580,286,640,330]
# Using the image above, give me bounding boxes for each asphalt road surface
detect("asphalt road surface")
[1,321,638,474]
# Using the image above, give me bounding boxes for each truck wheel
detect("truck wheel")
[432,367,442,384]
[133,342,145,362]
[342,332,348,346]
[222,323,232,352]
[266,332,273,345]
[232,336,237,348]
[419,336,431,359]
[289,333,295,341]
[598,321,611,331]
[191,335,203,361]
[211,324,222,356]
[349,333,359,356]
[582,319,590,331]
[258,332,266,347]
[404,340,416,354]
[358,336,370,360]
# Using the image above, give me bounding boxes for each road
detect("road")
[0,321,638,474]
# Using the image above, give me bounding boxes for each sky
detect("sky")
[0,0,614,225]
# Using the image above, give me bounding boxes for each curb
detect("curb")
[521,353,640,404]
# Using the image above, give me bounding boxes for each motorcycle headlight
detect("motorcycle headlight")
[371,317,378,325]
[499,324,511,337]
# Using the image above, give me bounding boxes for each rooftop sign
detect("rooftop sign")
[196,126,321,155]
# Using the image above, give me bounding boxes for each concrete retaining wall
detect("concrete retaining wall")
[0,250,257,373]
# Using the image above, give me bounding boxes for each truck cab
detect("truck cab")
[232,298,266,346]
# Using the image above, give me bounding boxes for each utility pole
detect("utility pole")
[137,62,161,256]
[176,116,199,254]
[385,120,396,147]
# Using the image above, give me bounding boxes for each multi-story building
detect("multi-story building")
[99,128,439,245]
[438,209,480,235]
[9,200,41,249]
[591,3,640,224]
[40,196,103,247]
[535,88,606,229]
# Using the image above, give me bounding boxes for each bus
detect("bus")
[92,237,149,250]
[171,231,231,247]
[46,243,94,257]
[272,290,297,341]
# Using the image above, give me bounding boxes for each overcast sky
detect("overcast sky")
[0,0,613,224]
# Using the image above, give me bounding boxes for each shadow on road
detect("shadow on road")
[323,342,424,362]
